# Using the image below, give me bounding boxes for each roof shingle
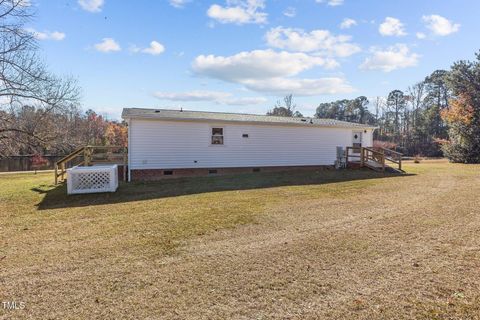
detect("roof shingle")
[122,108,376,129]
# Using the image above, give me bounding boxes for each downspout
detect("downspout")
[127,118,132,182]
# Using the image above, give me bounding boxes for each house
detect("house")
[121,108,376,181]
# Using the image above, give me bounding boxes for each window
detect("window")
[211,127,224,145]
[163,170,173,175]
[208,169,218,174]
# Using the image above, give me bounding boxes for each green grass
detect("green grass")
[0,168,390,256]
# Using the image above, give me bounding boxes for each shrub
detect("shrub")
[31,154,48,173]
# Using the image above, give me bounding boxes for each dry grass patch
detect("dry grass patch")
[1,161,480,319]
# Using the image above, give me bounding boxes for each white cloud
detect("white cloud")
[207,0,267,25]
[416,32,426,39]
[78,0,104,12]
[169,0,190,8]
[265,27,361,57]
[340,18,357,29]
[422,14,460,36]
[224,96,268,105]
[242,77,355,96]
[316,0,344,7]
[360,44,419,72]
[192,49,336,82]
[140,41,165,55]
[379,17,407,36]
[154,90,230,101]
[283,7,296,18]
[192,49,354,96]
[94,38,121,53]
[26,28,66,41]
[153,90,267,105]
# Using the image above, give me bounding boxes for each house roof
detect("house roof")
[122,108,377,129]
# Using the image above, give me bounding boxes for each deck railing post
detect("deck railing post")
[360,147,365,167]
[53,145,129,184]
[84,147,90,166]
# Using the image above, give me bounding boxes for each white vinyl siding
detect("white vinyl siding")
[129,119,374,170]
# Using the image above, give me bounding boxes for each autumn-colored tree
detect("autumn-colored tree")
[441,94,479,162]
[442,52,480,163]
[441,95,474,125]
[105,121,128,147]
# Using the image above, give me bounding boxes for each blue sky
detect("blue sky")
[29,0,480,119]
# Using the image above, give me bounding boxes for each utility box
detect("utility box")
[67,165,118,195]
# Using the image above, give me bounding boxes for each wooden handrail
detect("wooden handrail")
[380,147,403,171]
[55,147,85,165]
[54,145,128,184]
[84,145,126,149]
[363,147,386,171]
[368,146,403,171]
[378,147,402,156]
[345,146,402,172]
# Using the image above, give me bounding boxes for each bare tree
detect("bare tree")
[267,94,303,117]
[407,82,425,129]
[0,0,80,156]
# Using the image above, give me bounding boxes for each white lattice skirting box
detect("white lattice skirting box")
[67,165,118,195]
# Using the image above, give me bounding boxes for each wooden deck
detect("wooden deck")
[54,146,127,184]
[346,147,403,173]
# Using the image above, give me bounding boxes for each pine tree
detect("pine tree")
[442,53,480,163]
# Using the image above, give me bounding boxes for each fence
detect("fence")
[0,156,62,172]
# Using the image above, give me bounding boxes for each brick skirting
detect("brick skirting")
[130,165,333,181]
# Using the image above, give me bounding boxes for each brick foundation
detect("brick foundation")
[130,165,333,181]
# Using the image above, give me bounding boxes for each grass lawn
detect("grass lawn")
[1,160,480,319]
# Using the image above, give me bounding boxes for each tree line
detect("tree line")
[1,0,478,163]
[0,106,127,157]
[268,54,480,163]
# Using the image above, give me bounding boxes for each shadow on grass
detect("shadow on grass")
[33,168,414,210]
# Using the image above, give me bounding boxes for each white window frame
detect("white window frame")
[210,126,225,146]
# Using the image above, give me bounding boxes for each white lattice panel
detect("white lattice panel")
[67,165,118,194]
